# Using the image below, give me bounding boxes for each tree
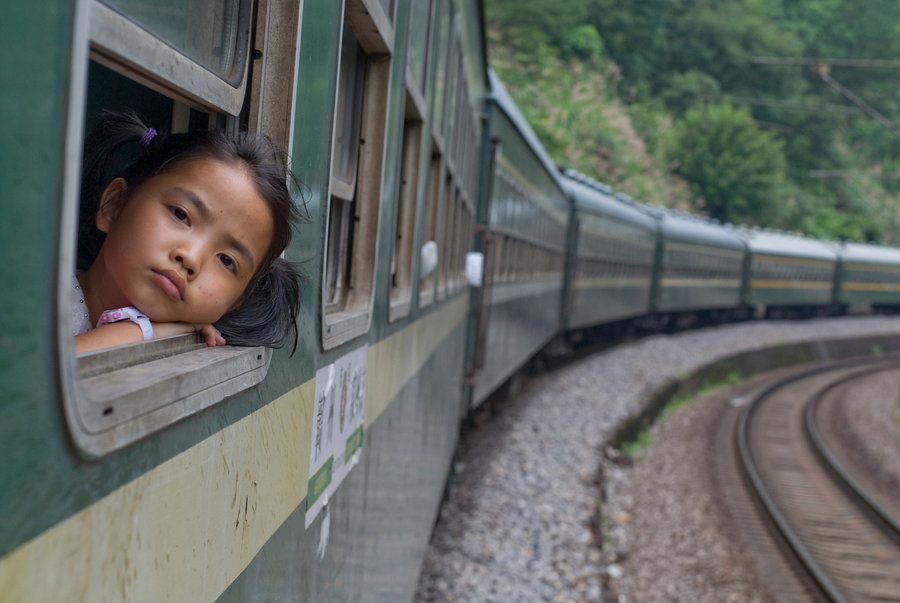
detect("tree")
[666,104,787,224]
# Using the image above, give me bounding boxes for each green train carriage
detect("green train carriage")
[738,227,839,317]
[649,208,747,320]
[837,241,900,311]
[466,71,570,408]
[560,170,658,332]
[0,0,487,600]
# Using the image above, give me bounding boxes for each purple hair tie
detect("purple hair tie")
[139,127,157,148]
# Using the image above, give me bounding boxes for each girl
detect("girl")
[73,111,304,355]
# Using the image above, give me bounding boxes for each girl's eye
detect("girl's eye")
[218,253,237,273]
[170,206,190,224]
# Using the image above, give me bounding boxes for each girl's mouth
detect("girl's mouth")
[153,269,185,301]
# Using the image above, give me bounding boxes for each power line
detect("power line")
[751,56,900,69]
[815,70,900,136]
[751,56,900,136]
[711,95,861,114]
[808,169,900,179]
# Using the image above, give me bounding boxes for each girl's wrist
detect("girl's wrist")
[97,307,153,341]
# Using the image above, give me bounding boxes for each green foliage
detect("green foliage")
[620,429,654,457]
[666,104,788,224]
[485,0,900,240]
[662,70,721,117]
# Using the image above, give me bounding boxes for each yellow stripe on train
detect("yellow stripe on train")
[841,281,900,292]
[749,279,832,290]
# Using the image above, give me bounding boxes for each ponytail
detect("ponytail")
[214,259,304,355]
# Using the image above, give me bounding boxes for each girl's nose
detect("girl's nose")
[173,247,199,277]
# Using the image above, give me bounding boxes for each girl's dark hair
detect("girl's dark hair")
[79,110,306,353]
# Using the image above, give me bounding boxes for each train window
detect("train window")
[91,1,250,115]
[419,153,442,307]
[322,9,392,349]
[60,0,301,457]
[407,0,432,92]
[430,1,451,138]
[100,0,250,83]
[390,93,425,321]
[375,0,396,22]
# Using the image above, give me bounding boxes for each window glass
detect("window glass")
[419,153,441,307]
[332,25,367,201]
[322,11,389,347]
[376,0,396,21]
[101,0,250,82]
[430,1,450,123]
[407,0,431,92]
[325,26,368,313]
[390,111,423,317]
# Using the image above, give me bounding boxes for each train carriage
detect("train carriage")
[837,242,900,310]
[1,0,487,601]
[649,209,747,317]
[560,170,658,331]
[466,71,570,408]
[739,227,839,315]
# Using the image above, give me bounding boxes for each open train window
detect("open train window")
[322,3,392,349]
[389,93,425,321]
[418,152,441,307]
[389,1,432,321]
[58,0,300,458]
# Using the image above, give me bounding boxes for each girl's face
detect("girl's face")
[95,158,274,325]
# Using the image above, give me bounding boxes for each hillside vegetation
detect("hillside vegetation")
[486,0,900,244]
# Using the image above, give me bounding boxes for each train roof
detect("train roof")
[560,170,658,231]
[737,227,838,261]
[644,207,746,251]
[487,70,566,192]
[840,241,900,265]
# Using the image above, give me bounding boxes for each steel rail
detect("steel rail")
[735,355,899,603]
[804,366,900,540]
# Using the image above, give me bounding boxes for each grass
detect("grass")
[616,370,743,456]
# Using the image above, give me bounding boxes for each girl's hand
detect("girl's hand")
[152,322,226,346]
[194,324,226,347]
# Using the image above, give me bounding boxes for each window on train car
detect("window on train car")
[375,0,396,22]
[390,94,425,321]
[436,177,453,299]
[430,1,451,140]
[407,0,432,92]
[322,11,392,349]
[91,0,250,115]
[61,0,301,458]
[100,0,250,83]
[419,153,441,307]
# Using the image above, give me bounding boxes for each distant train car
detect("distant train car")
[560,170,658,331]
[739,227,839,317]
[837,242,900,311]
[648,209,747,321]
[1,1,487,601]
[467,71,569,407]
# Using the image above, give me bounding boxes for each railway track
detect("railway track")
[737,357,900,602]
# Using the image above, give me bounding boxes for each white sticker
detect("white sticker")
[306,345,368,527]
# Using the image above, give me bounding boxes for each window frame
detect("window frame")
[57,0,300,459]
[388,89,425,321]
[321,0,393,349]
[89,0,251,116]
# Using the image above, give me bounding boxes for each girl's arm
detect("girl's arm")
[74,321,225,354]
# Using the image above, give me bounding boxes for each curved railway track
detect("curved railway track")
[737,357,900,602]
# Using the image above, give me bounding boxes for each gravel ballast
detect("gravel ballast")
[414,316,900,602]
